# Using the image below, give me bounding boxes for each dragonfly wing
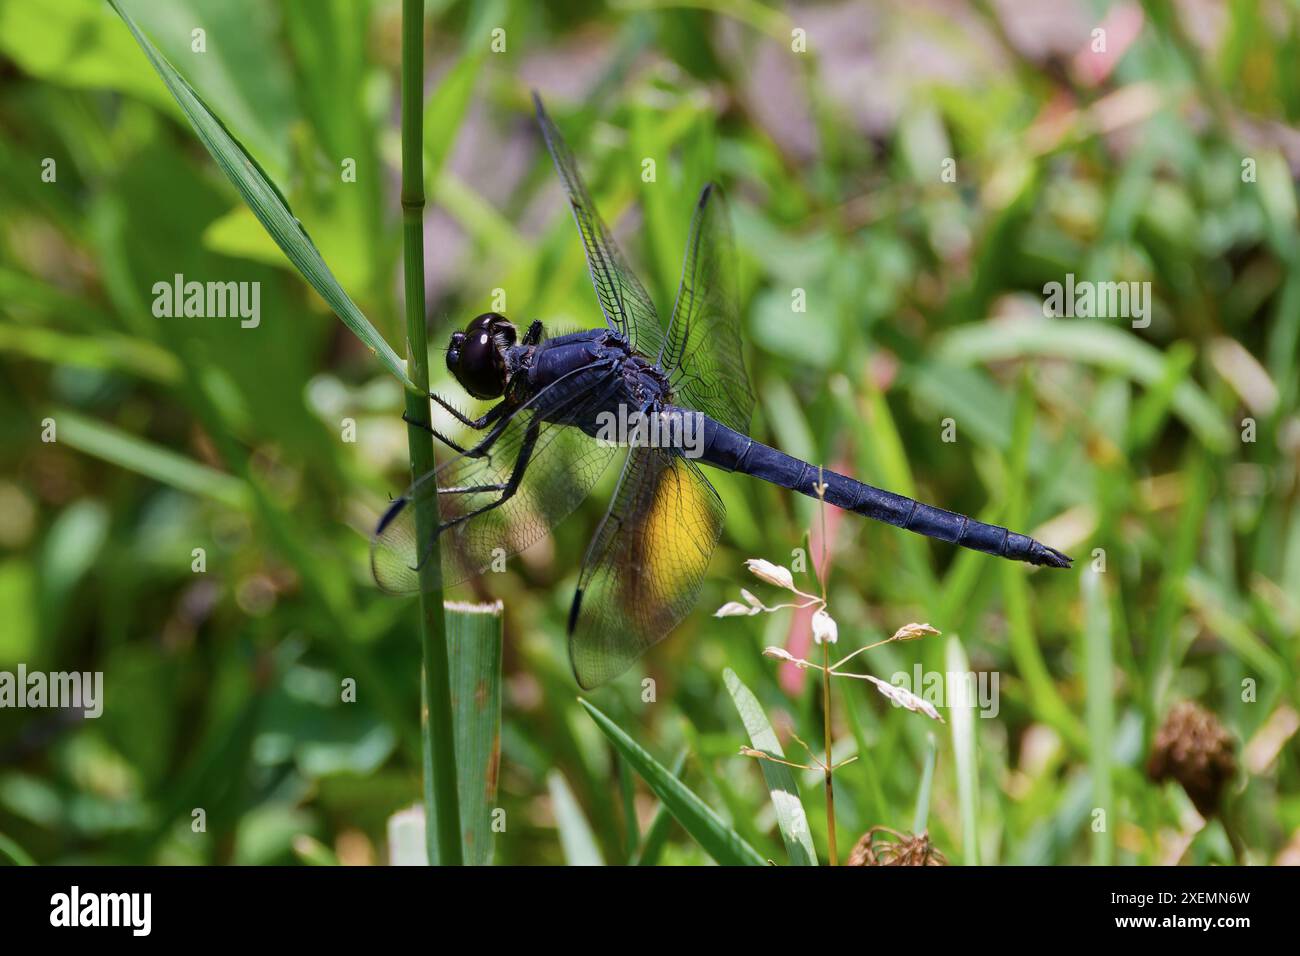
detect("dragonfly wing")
[659,183,754,434]
[532,92,665,359]
[567,447,725,688]
[372,384,620,593]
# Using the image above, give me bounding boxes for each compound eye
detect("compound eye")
[448,318,506,399]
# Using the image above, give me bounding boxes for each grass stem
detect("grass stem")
[822,639,837,865]
[401,0,461,865]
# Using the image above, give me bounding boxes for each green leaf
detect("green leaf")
[912,732,938,835]
[0,832,36,866]
[446,601,503,866]
[291,834,339,866]
[936,318,1230,452]
[386,805,426,866]
[1082,569,1114,865]
[999,377,1089,753]
[106,0,415,392]
[547,770,605,866]
[722,668,817,865]
[54,408,249,509]
[578,699,767,866]
[0,0,176,113]
[946,636,980,865]
[0,322,181,384]
[633,749,686,866]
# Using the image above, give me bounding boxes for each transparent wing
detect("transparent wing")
[659,183,754,434]
[372,385,619,593]
[567,447,725,688]
[533,92,665,359]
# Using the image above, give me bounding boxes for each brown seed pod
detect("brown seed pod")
[1147,700,1238,818]
[847,826,947,866]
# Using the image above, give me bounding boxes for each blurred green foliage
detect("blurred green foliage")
[1,0,1298,865]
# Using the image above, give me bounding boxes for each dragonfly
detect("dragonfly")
[373,93,1072,688]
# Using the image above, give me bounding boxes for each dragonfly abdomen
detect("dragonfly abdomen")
[695,413,1071,569]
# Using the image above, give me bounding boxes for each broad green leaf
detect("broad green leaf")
[446,601,504,866]
[579,699,767,866]
[107,0,415,392]
[0,0,175,113]
[722,668,817,865]
[547,770,605,866]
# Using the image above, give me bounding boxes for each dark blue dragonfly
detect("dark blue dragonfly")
[373,93,1072,688]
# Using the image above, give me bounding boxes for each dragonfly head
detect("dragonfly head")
[447,312,517,399]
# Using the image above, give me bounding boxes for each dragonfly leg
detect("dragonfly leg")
[432,416,541,538]
[402,401,517,458]
[522,320,544,346]
[428,392,507,430]
[400,410,474,455]
[437,482,508,495]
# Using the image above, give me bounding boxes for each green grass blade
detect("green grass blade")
[447,601,503,866]
[946,636,980,865]
[54,408,248,509]
[0,323,181,384]
[633,749,687,866]
[547,770,605,866]
[1001,378,1089,752]
[579,699,767,866]
[619,758,640,862]
[106,0,415,392]
[399,0,458,866]
[1145,452,1211,719]
[722,668,817,865]
[386,805,427,866]
[1082,569,1114,865]
[0,832,35,866]
[937,318,1230,452]
[292,835,339,866]
[912,732,938,834]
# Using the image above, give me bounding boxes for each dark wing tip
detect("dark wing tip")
[697,182,714,207]
[567,587,584,635]
[375,496,408,536]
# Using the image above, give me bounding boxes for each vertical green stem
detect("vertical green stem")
[822,640,837,866]
[401,0,461,866]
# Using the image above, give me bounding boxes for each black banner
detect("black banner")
[0,864,1278,942]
